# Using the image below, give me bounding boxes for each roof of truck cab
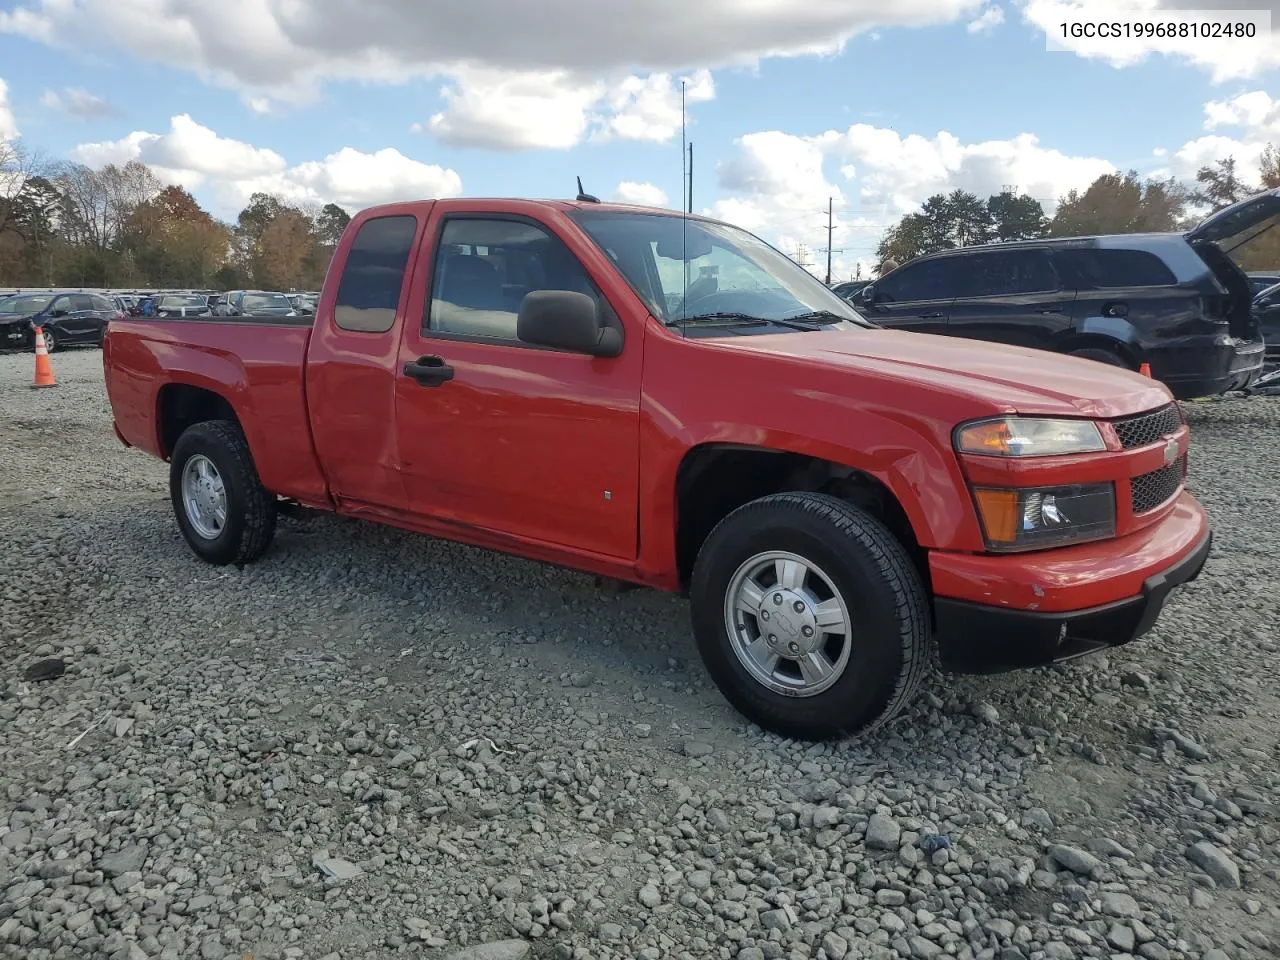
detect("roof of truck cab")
[359,197,719,222]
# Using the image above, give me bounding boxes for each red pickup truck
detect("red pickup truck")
[103,197,1212,740]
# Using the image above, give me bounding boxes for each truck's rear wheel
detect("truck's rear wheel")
[689,492,929,740]
[170,419,277,565]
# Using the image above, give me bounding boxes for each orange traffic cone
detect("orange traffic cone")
[31,326,57,389]
[1139,362,1152,378]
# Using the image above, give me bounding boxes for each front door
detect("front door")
[394,212,644,560]
[859,256,964,335]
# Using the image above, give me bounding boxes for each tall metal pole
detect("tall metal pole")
[825,197,833,285]
[688,143,693,213]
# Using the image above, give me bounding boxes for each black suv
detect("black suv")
[0,291,121,353]
[852,189,1276,399]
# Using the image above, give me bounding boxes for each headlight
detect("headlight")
[955,417,1106,457]
[971,482,1116,552]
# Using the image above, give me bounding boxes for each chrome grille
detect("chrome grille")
[1131,456,1185,514]
[1112,404,1182,449]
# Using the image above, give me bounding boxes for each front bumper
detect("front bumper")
[930,493,1211,673]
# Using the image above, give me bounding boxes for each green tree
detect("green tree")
[315,203,351,247]
[1192,156,1256,212]
[1048,172,1189,237]
[987,191,1048,241]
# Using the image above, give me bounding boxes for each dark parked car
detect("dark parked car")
[288,293,318,316]
[217,290,298,317]
[154,294,214,317]
[0,291,122,352]
[1247,272,1280,296]
[831,279,870,300]
[1253,280,1280,359]
[851,189,1276,399]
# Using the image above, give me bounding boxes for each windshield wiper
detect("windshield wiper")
[782,310,851,325]
[668,312,824,331]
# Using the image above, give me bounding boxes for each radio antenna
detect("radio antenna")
[680,79,688,324]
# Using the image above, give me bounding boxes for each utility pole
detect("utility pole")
[818,196,845,285]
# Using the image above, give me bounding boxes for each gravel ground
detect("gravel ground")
[1,348,1277,960]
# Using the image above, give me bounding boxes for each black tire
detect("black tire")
[40,327,56,354]
[689,492,930,740]
[169,419,277,565]
[1068,346,1130,368]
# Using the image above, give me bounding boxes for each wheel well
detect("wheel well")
[674,445,927,594]
[157,384,239,458]
[1057,333,1139,369]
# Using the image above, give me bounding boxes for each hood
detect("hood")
[1186,187,1280,244]
[0,313,36,326]
[719,328,1172,419]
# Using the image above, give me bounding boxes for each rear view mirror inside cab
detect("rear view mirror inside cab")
[655,234,713,260]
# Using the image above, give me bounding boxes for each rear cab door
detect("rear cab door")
[305,205,433,512]
[392,200,645,560]
[858,257,960,333]
[946,247,1074,349]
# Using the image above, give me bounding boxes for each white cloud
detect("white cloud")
[967,5,1005,32]
[1167,90,1279,180]
[611,181,670,207]
[1203,90,1280,137]
[711,123,1114,279]
[69,115,461,217]
[598,70,714,143]
[40,86,116,118]
[0,78,16,140]
[1024,0,1280,81]
[417,66,717,150]
[424,67,606,150]
[0,1,986,105]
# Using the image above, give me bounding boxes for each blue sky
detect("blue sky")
[1,0,1278,276]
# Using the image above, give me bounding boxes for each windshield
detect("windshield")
[161,295,207,308]
[243,293,293,311]
[569,210,869,330]
[0,295,52,315]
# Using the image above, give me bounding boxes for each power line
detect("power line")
[817,197,845,285]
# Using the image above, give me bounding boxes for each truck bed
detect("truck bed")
[103,316,330,505]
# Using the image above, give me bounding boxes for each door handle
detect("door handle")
[1038,308,1060,315]
[916,312,945,319]
[403,355,454,387]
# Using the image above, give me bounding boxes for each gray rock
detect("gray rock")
[971,702,1000,724]
[1187,841,1240,889]
[865,814,901,851]
[638,884,661,908]
[490,876,522,899]
[446,941,531,960]
[1086,837,1135,860]
[1107,924,1136,952]
[683,741,713,758]
[760,907,795,931]
[813,806,841,829]
[1047,844,1100,875]
[1101,891,1141,919]
[822,932,849,958]
[99,844,148,877]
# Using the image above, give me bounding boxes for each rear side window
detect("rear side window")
[875,257,965,302]
[1057,249,1177,289]
[71,294,96,311]
[335,215,418,333]
[960,250,1059,298]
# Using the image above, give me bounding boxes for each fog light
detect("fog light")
[973,482,1116,552]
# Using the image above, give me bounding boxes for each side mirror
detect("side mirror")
[854,284,876,305]
[517,290,622,357]
[51,308,68,318]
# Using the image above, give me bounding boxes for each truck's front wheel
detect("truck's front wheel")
[690,492,930,740]
[170,420,277,565]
